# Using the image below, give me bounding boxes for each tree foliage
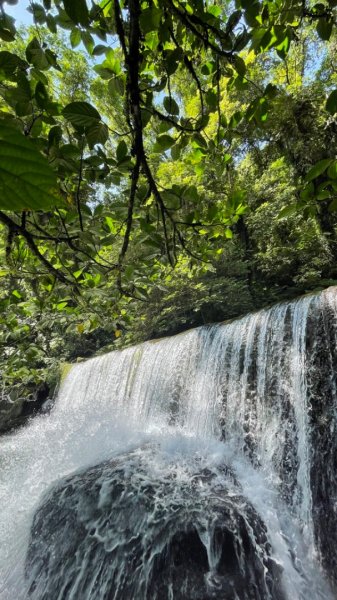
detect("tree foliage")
[1,0,337,401]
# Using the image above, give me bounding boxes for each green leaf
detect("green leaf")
[163,48,182,76]
[93,44,107,56]
[141,109,152,128]
[265,83,278,98]
[316,17,333,41]
[48,125,62,146]
[163,96,179,115]
[70,28,81,48]
[63,101,101,128]
[0,122,60,211]
[192,133,207,149]
[140,7,162,33]
[229,110,243,128]
[208,4,222,17]
[86,122,109,148]
[304,159,333,182]
[29,3,46,24]
[171,144,181,160]
[46,14,57,33]
[162,190,181,210]
[275,30,291,59]
[81,30,94,54]
[300,182,315,200]
[26,37,49,70]
[108,76,125,96]
[63,0,89,26]
[327,161,337,179]
[316,190,331,200]
[116,140,128,162]
[153,134,176,153]
[205,89,217,111]
[0,51,27,78]
[326,90,337,115]
[234,55,246,76]
[277,205,298,219]
[329,198,337,212]
[35,81,49,109]
[56,301,68,310]
[0,28,15,42]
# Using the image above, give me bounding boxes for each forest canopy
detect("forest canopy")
[1,0,337,402]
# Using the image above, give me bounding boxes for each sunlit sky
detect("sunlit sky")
[4,0,32,25]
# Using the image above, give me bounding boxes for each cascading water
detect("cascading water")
[1,287,337,599]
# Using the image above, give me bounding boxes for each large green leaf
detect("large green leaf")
[63,101,101,128]
[140,7,162,33]
[316,17,333,41]
[0,123,60,211]
[25,37,49,70]
[304,159,332,182]
[63,0,89,26]
[86,122,109,148]
[0,51,27,81]
[70,28,81,48]
[153,134,176,153]
[326,90,337,115]
[163,96,179,115]
[116,140,128,162]
[327,161,337,180]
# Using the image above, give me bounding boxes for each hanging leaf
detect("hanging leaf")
[0,51,27,78]
[116,140,128,162]
[81,30,95,54]
[327,161,337,180]
[70,28,81,48]
[93,44,107,56]
[163,96,180,115]
[108,77,125,96]
[63,0,89,26]
[192,133,207,149]
[316,17,333,41]
[86,123,109,148]
[234,55,246,76]
[304,159,333,182]
[0,122,60,211]
[26,37,49,70]
[63,101,101,128]
[326,90,337,115]
[35,81,49,109]
[140,7,162,33]
[46,15,57,33]
[153,134,176,152]
[277,204,299,219]
[29,3,46,24]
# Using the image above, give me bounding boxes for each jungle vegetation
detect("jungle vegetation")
[1,0,337,404]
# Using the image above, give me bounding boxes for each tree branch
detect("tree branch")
[0,211,75,286]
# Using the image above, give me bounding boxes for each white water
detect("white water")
[1,288,337,599]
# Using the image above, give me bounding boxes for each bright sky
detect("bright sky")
[4,0,32,26]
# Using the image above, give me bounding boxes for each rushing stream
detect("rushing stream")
[1,287,337,599]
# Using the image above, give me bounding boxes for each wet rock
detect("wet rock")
[0,382,51,434]
[0,392,25,434]
[305,300,337,588]
[26,450,285,600]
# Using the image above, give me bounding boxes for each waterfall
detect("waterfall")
[1,287,337,599]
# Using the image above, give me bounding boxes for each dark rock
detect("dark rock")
[0,382,51,435]
[25,450,285,600]
[305,300,337,589]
